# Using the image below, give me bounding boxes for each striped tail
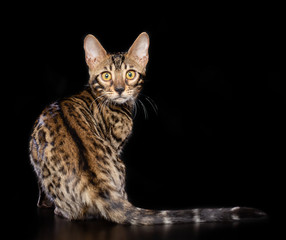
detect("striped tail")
[123,206,266,225]
[98,196,267,225]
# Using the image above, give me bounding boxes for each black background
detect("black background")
[4,2,285,240]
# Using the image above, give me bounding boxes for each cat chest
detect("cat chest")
[107,113,132,149]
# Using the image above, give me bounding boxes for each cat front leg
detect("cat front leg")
[37,182,54,208]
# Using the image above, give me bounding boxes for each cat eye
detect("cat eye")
[101,72,112,81]
[126,70,136,80]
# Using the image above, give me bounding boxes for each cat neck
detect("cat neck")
[78,86,133,150]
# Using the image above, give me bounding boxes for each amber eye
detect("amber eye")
[126,70,136,80]
[101,72,112,81]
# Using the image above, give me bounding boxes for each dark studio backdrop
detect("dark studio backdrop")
[5,2,285,239]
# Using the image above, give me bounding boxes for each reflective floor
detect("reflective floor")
[20,208,274,240]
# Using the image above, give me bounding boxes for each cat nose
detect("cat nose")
[115,87,125,95]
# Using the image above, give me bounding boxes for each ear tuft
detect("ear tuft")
[84,34,107,69]
[127,32,150,67]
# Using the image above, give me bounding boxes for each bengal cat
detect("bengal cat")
[29,32,266,224]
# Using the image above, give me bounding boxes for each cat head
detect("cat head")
[84,32,149,104]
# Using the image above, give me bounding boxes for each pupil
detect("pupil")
[128,72,132,77]
[105,74,109,78]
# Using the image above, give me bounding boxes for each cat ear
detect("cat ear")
[127,32,149,68]
[84,34,107,69]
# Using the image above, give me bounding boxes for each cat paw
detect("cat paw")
[54,207,67,218]
[37,195,54,208]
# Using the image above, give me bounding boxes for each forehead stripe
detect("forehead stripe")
[112,54,125,70]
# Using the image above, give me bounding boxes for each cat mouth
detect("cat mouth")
[113,96,129,104]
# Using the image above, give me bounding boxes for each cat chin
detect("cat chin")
[111,97,131,105]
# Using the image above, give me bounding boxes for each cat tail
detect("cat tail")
[96,194,266,225]
[122,206,267,225]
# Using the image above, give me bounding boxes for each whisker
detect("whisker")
[144,96,158,115]
[132,101,138,119]
[138,99,148,120]
[96,97,105,114]
[99,98,108,114]
[138,93,158,116]
[89,94,107,111]
[105,98,111,111]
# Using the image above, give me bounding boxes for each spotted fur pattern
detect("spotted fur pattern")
[29,33,266,224]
